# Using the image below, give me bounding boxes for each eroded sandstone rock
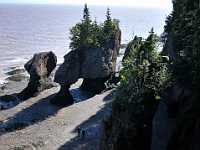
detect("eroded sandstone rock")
[18,51,57,100]
[52,27,121,106]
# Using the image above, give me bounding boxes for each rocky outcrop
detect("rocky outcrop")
[18,51,57,100]
[152,0,200,149]
[52,47,116,106]
[52,28,121,106]
[151,83,192,150]
[162,34,177,61]
[122,36,142,62]
[100,91,157,150]
[81,27,121,92]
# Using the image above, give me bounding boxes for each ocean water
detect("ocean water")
[0,4,170,84]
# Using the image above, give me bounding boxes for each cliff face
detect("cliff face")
[100,32,168,150]
[100,1,200,150]
[158,1,200,150]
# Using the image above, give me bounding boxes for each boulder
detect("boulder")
[18,51,57,100]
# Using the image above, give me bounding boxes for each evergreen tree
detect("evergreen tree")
[102,32,170,150]
[82,4,92,29]
[70,22,83,50]
[70,4,93,50]
[91,18,101,48]
[142,28,159,62]
[83,4,91,23]
[103,8,115,34]
[70,5,118,50]
[160,1,200,149]
[101,8,117,47]
[80,4,93,48]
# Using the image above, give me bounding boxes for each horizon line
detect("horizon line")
[0,2,172,11]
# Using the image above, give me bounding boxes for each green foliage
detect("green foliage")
[101,31,171,150]
[160,1,200,150]
[120,30,169,99]
[164,0,200,91]
[70,4,93,50]
[101,8,118,47]
[114,30,170,134]
[69,23,82,50]
[83,4,91,24]
[70,5,118,50]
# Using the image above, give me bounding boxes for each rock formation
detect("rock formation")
[18,51,57,100]
[151,1,200,150]
[51,28,121,106]
[151,83,191,150]
[81,26,121,92]
[122,36,142,62]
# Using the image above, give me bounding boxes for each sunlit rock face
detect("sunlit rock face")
[18,51,57,100]
[52,27,121,106]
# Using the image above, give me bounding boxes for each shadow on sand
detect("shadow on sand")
[0,86,95,111]
[0,94,59,136]
[0,88,95,136]
[57,91,114,150]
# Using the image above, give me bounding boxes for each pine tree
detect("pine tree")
[70,5,118,50]
[106,8,112,23]
[70,4,93,50]
[103,8,114,33]
[82,4,91,26]
[91,18,101,48]
[79,4,92,48]
[101,8,116,47]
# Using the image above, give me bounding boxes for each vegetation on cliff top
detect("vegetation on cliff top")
[101,29,170,150]
[101,0,200,150]
[163,0,200,90]
[163,0,200,149]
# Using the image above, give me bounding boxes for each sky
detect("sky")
[0,0,172,10]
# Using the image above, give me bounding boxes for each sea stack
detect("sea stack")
[51,27,121,106]
[18,51,57,100]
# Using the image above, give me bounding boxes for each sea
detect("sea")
[0,4,171,85]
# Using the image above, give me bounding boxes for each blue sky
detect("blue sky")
[0,0,172,10]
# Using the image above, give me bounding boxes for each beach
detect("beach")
[0,75,114,150]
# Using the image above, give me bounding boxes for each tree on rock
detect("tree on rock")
[70,5,119,50]
[70,4,93,50]
[101,8,117,47]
